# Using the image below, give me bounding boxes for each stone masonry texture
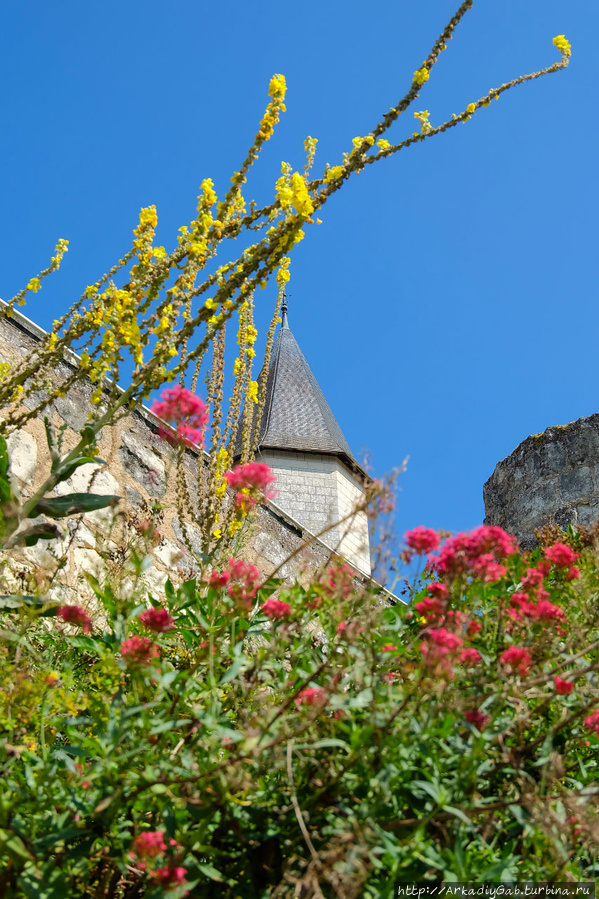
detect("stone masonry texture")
[484,413,599,547]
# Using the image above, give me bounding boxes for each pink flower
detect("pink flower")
[382,644,399,652]
[207,570,230,589]
[226,558,261,610]
[139,607,175,633]
[465,709,490,730]
[419,627,463,680]
[57,605,92,634]
[150,385,209,448]
[530,600,566,622]
[467,620,481,637]
[432,526,518,581]
[295,687,327,708]
[225,462,277,512]
[459,648,482,667]
[132,831,167,860]
[404,526,440,554]
[120,636,160,666]
[545,542,580,568]
[471,555,507,583]
[554,676,574,695]
[584,710,599,736]
[427,583,449,600]
[261,597,291,619]
[500,646,532,676]
[318,562,354,600]
[414,597,445,622]
[429,627,463,651]
[336,620,347,634]
[152,865,188,891]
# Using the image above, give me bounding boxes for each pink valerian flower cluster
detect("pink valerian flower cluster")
[295,686,328,709]
[153,865,189,891]
[225,462,277,513]
[225,558,262,611]
[459,647,482,667]
[509,592,566,623]
[150,385,209,448]
[404,526,440,555]
[431,525,518,582]
[132,831,168,859]
[415,582,449,623]
[130,831,188,894]
[317,562,355,601]
[465,708,490,731]
[554,676,574,695]
[138,606,175,633]
[207,570,230,589]
[57,605,93,634]
[261,597,291,620]
[500,646,532,677]
[120,636,160,666]
[420,627,464,679]
[544,542,581,581]
[584,710,599,736]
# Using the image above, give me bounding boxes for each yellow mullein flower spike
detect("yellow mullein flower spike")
[413,66,429,86]
[553,35,571,57]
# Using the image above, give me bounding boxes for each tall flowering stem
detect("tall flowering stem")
[0,6,571,559]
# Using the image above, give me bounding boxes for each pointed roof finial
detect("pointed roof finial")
[281,291,289,329]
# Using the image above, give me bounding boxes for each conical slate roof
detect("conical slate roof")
[256,303,360,468]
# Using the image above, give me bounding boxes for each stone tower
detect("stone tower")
[251,300,371,574]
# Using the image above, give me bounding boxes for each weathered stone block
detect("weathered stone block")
[7,429,37,485]
[118,431,166,497]
[559,466,593,502]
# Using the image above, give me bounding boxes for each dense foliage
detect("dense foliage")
[0,514,598,896]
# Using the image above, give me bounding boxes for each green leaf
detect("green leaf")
[0,594,51,611]
[12,522,62,547]
[54,456,105,484]
[67,636,99,652]
[0,434,9,479]
[31,492,121,518]
[297,738,351,752]
[196,861,224,882]
[219,655,249,685]
[0,827,34,862]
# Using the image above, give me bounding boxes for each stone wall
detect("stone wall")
[0,306,364,608]
[484,413,599,546]
[257,449,371,575]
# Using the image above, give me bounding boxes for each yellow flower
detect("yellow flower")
[153,246,167,259]
[276,265,291,285]
[212,529,222,540]
[377,139,390,150]
[414,110,432,134]
[413,66,429,86]
[552,34,571,57]
[289,172,314,217]
[269,73,287,99]
[325,165,344,183]
[27,277,41,293]
[466,103,476,114]
[248,380,258,403]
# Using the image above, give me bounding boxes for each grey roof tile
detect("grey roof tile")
[256,313,358,462]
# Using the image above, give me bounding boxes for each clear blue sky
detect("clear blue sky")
[1,0,596,548]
